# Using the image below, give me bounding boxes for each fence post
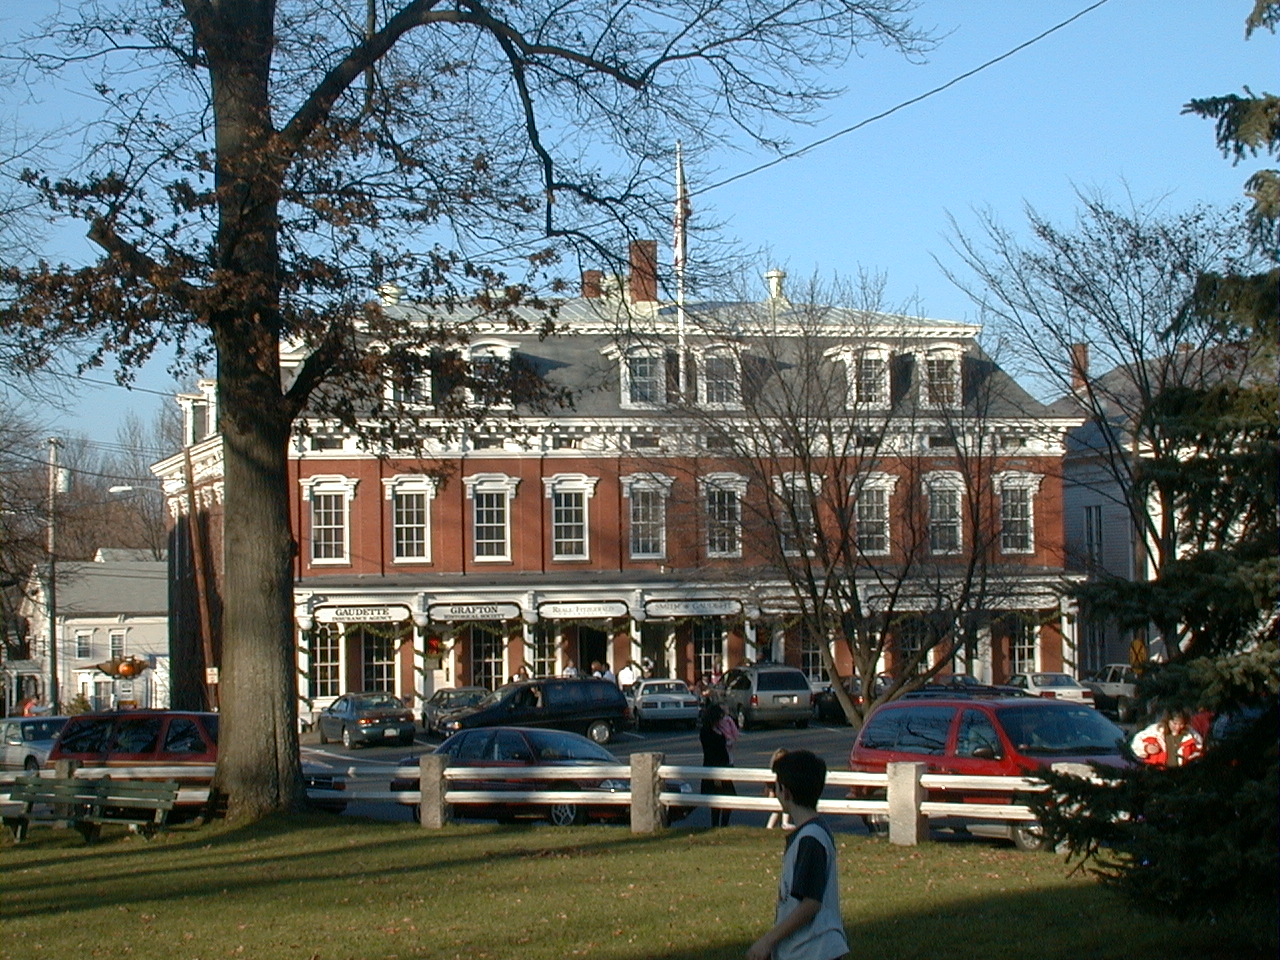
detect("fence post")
[418,753,449,829]
[886,761,927,846]
[630,752,665,834]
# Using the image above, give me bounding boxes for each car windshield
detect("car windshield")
[642,682,689,696]
[1032,673,1077,687]
[526,729,616,763]
[353,694,402,710]
[997,705,1124,756]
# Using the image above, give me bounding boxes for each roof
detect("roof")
[48,561,168,618]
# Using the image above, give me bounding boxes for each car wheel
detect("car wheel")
[1117,697,1134,724]
[24,756,40,773]
[549,802,587,827]
[318,723,329,745]
[399,732,416,746]
[341,726,355,749]
[1010,823,1049,852]
[795,718,809,729]
[735,706,749,732]
[586,720,612,745]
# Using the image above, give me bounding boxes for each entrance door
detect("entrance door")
[577,626,608,674]
[640,622,669,677]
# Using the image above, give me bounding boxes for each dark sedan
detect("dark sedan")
[317,692,417,748]
[421,686,488,734]
[392,726,692,826]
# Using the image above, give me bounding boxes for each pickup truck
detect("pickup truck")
[1081,663,1139,722]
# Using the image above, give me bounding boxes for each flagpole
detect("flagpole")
[674,142,688,397]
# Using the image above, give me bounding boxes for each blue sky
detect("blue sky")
[12,0,1276,443]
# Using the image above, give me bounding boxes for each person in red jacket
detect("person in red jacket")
[1130,710,1204,767]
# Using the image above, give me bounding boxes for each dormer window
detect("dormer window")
[853,348,889,407]
[387,372,431,408]
[624,348,665,407]
[922,346,962,408]
[468,340,518,408]
[824,344,889,410]
[178,378,218,446]
[700,349,741,407]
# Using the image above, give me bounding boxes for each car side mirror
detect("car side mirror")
[972,746,998,760]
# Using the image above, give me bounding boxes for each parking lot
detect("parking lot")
[301,718,864,830]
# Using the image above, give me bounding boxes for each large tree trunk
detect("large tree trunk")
[211,328,306,819]
[205,2,304,819]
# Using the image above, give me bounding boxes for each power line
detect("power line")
[696,0,1115,198]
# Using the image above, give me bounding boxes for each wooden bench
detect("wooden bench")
[2,776,181,842]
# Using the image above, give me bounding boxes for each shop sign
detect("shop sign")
[645,599,742,618]
[539,601,629,620]
[429,602,521,622]
[315,604,411,624]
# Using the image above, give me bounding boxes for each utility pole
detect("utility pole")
[46,437,62,713]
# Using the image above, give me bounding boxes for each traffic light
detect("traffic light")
[93,656,152,678]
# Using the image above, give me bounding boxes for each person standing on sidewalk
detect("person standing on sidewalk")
[699,702,739,827]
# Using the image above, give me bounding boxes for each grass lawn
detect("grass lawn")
[1,815,1262,960]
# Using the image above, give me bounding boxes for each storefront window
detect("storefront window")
[693,619,722,678]
[310,624,340,698]
[470,623,505,690]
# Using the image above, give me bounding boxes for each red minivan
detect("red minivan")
[848,696,1129,850]
[47,709,346,815]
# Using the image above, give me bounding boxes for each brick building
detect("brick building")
[155,243,1083,721]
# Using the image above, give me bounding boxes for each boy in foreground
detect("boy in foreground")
[746,750,848,960]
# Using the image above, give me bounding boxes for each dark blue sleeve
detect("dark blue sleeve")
[789,835,828,902]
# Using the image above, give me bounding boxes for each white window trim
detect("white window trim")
[996,471,1043,556]
[920,344,963,409]
[382,475,440,563]
[464,473,520,562]
[618,346,667,409]
[467,339,519,409]
[700,472,748,559]
[852,471,899,556]
[696,347,743,410]
[543,473,599,561]
[922,469,965,555]
[621,473,674,560]
[771,472,823,557]
[824,343,891,411]
[300,475,359,565]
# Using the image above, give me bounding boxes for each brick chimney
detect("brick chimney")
[629,239,657,303]
[582,269,604,299]
[1070,343,1089,392]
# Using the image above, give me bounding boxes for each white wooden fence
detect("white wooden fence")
[1,757,1054,846]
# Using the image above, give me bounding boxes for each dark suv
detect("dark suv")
[718,664,813,730]
[436,678,630,744]
[849,696,1129,850]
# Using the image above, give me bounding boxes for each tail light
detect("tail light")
[1081,690,1094,699]
[1041,691,1056,698]
[750,694,759,707]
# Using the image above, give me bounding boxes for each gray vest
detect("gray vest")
[774,819,848,960]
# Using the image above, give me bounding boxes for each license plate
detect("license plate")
[384,728,399,737]
[779,696,797,705]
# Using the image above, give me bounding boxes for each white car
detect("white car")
[1081,663,1139,722]
[627,679,701,730]
[1007,672,1096,706]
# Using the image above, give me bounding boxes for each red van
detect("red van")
[848,696,1130,850]
[47,709,345,815]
